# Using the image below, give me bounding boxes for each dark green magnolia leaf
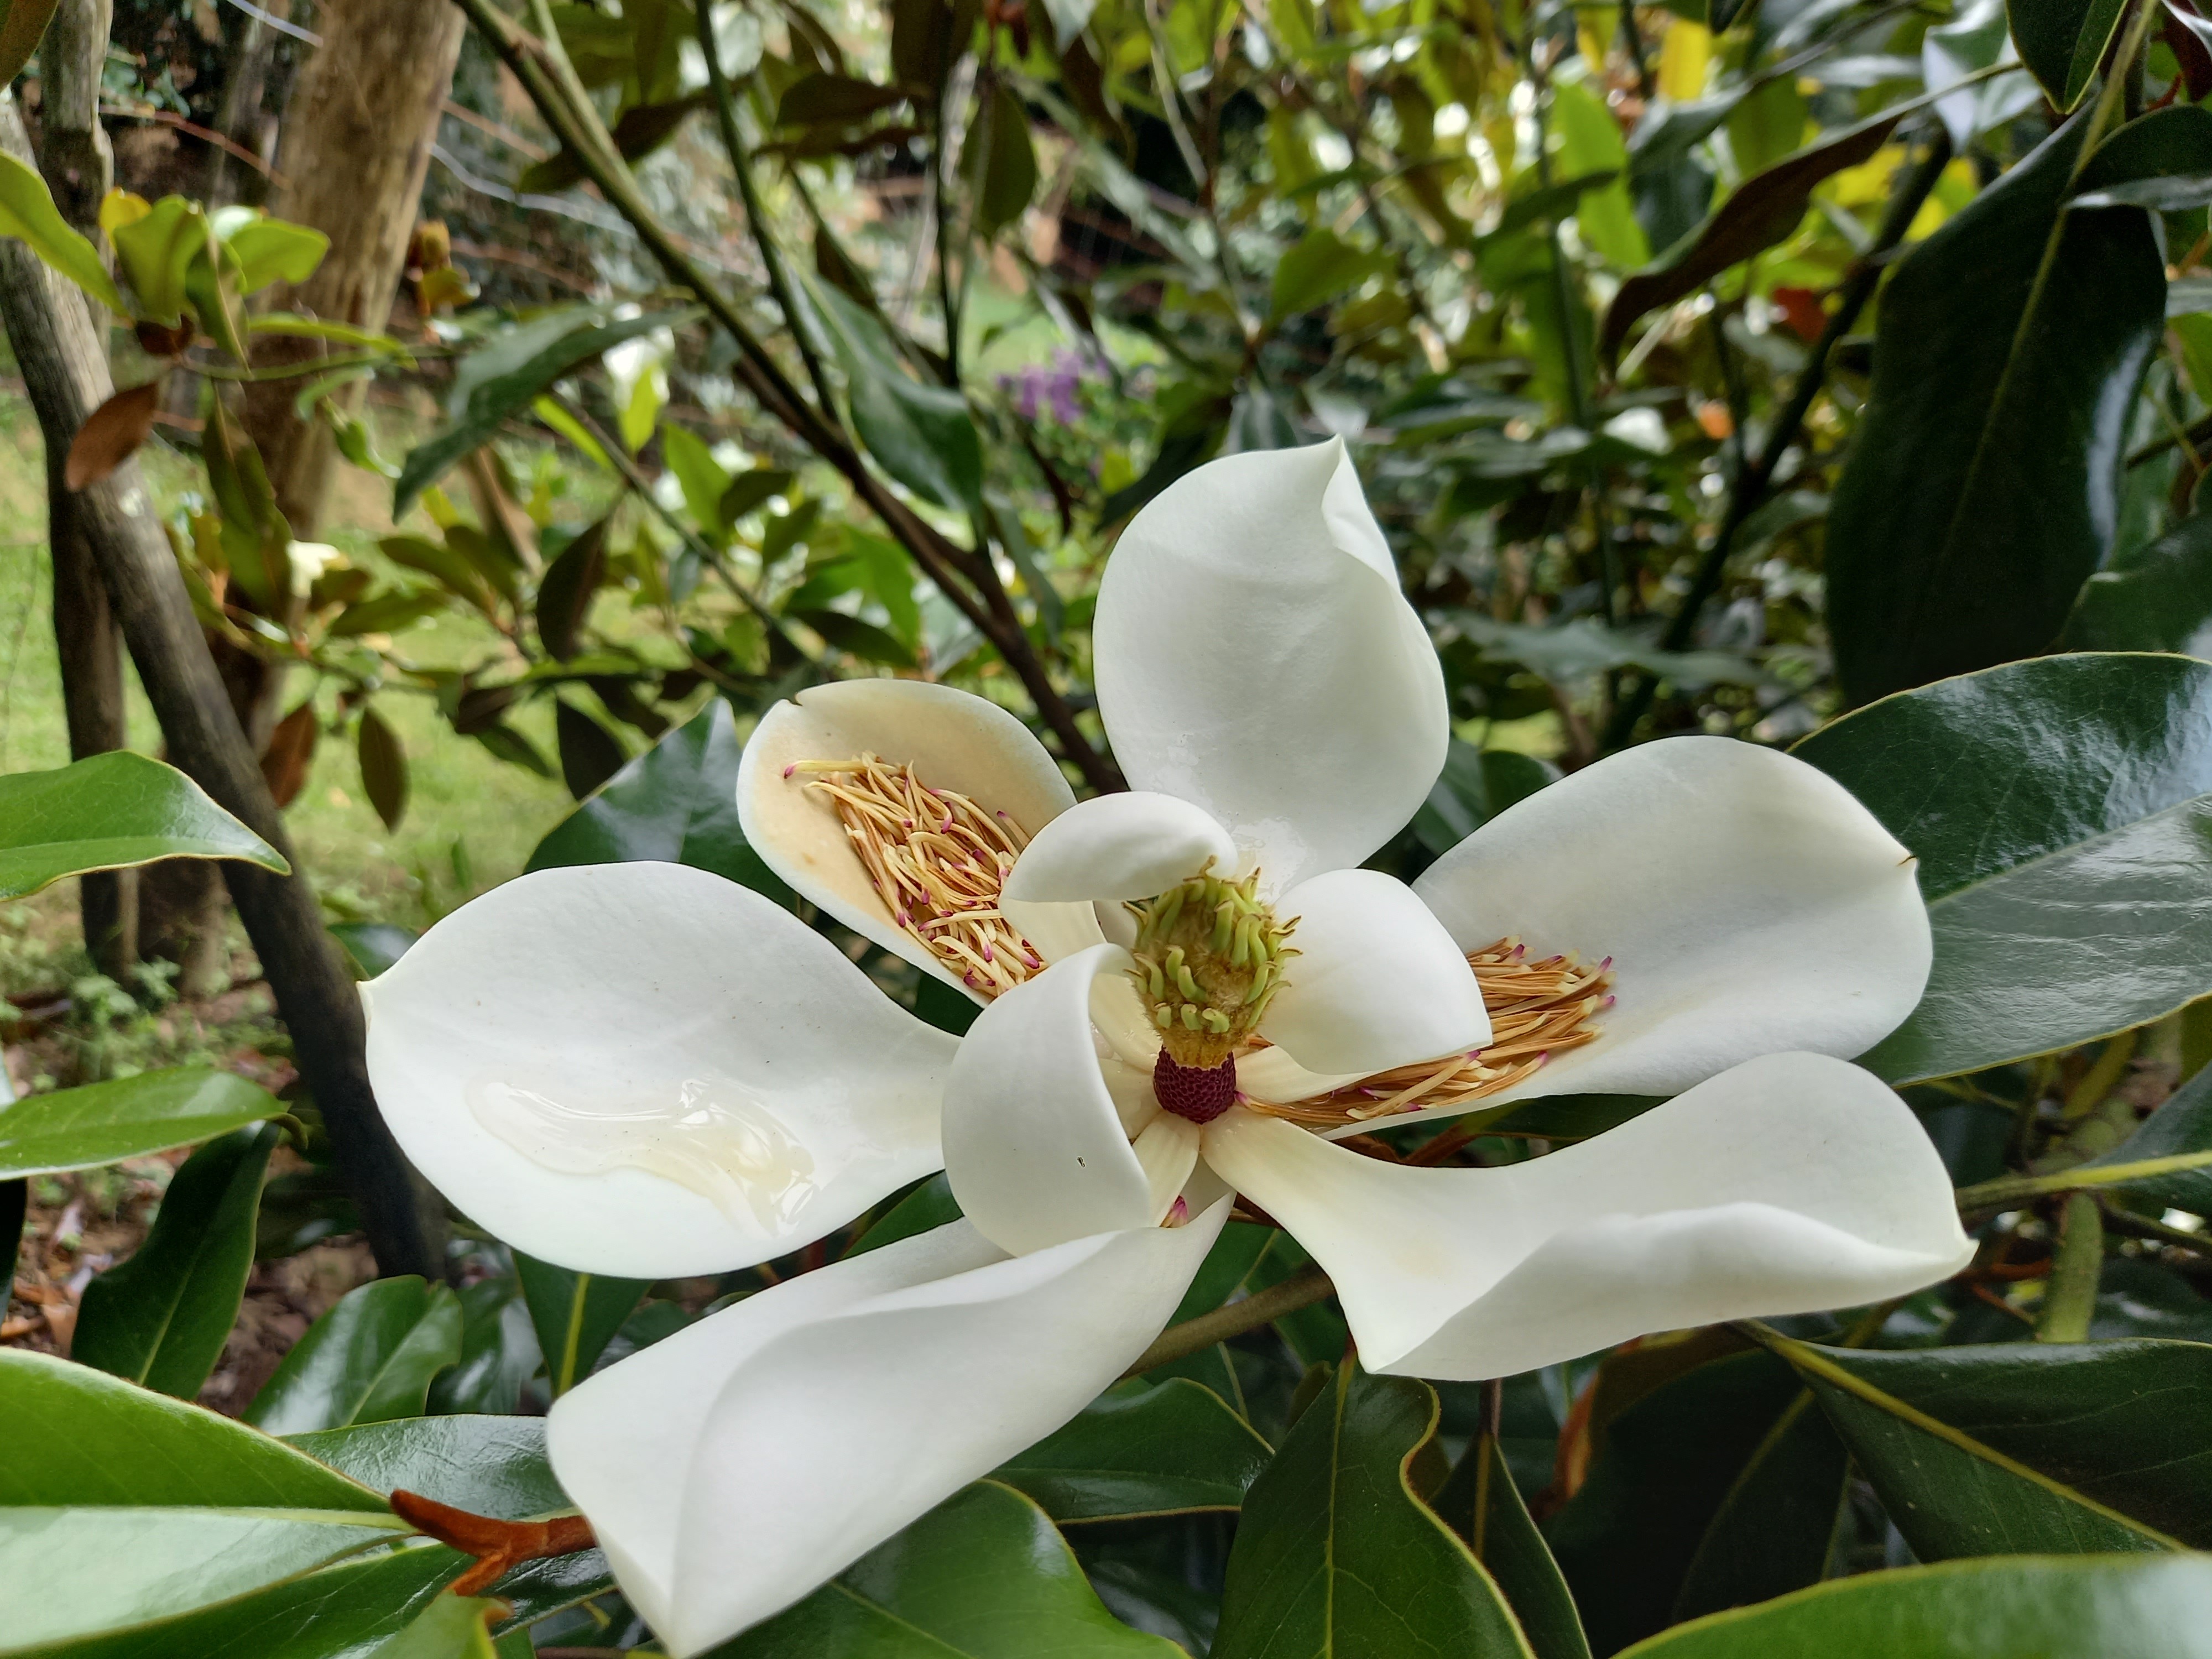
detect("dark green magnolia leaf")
[1619,1554,2212,1657]
[721,466,794,523]
[330,922,415,981]
[2063,513,2212,654]
[75,1125,280,1399]
[792,607,920,669]
[993,1379,1272,1522]
[2007,0,2127,110]
[1794,653,2212,1082]
[0,750,285,899]
[244,1277,465,1434]
[528,699,790,900]
[847,1171,962,1255]
[287,1416,569,1520]
[357,705,410,832]
[1270,226,1391,320]
[1212,1361,1535,1659]
[395,306,698,514]
[814,284,984,513]
[1547,1349,1841,1655]
[520,91,713,192]
[1824,114,2163,705]
[1763,1332,2209,1558]
[1415,741,1559,858]
[426,1276,541,1415]
[1454,614,1771,692]
[513,1252,650,1397]
[0,1066,278,1178]
[971,81,1040,236]
[1600,110,1902,357]
[718,1480,1177,1656]
[553,698,627,801]
[472,723,556,780]
[534,518,609,662]
[1433,1437,1593,1659]
[0,1347,434,1651]
[2071,1063,2212,1213]
[777,71,909,126]
[382,534,498,618]
[327,589,450,638]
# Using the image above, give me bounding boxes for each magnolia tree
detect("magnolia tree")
[12,0,2212,1648]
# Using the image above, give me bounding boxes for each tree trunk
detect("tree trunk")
[241,0,464,533]
[39,0,136,981]
[0,92,444,1280]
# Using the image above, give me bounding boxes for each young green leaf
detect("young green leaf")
[0,750,285,900]
[0,147,123,314]
[74,1124,281,1399]
[0,1066,279,1178]
[244,1276,466,1434]
[513,1252,650,1396]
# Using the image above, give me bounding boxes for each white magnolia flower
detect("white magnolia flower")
[362,441,1971,1657]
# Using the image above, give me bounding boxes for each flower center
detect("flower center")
[785,753,1043,998]
[1125,870,1298,1081]
[1244,937,1614,1128]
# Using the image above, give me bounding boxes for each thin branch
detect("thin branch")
[1120,1262,1333,1378]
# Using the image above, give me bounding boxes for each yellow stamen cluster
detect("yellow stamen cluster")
[1244,938,1613,1128]
[1126,870,1299,1068]
[787,754,1042,998]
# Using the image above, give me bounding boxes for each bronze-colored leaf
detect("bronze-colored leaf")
[64,381,161,491]
[259,700,319,810]
[357,705,409,831]
[0,0,62,92]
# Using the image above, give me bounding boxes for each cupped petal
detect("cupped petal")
[1004,791,1240,902]
[548,1205,1228,1656]
[363,862,951,1278]
[1410,736,1932,1110]
[1204,1051,1971,1381]
[1259,868,1491,1076]
[735,679,1081,995]
[942,942,1155,1255]
[1093,440,1448,895]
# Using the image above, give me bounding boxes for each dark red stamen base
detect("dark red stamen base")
[1155,1051,1237,1124]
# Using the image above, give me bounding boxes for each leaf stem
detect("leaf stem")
[2037,1191,2104,1342]
[1603,122,1953,747]
[1954,1149,2212,1211]
[1119,1262,1333,1379]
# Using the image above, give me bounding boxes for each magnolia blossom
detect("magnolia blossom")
[362,441,1970,1657]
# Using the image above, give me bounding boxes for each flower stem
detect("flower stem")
[2037,1192,2104,1343]
[1119,1262,1333,1380]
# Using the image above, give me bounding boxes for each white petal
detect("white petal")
[1259,868,1491,1076]
[1410,736,1931,1110]
[1093,440,1448,895]
[1004,791,1241,902]
[1204,1052,1972,1381]
[997,893,1108,968]
[735,680,1079,995]
[1132,1112,1202,1224]
[942,943,1156,1255]
[548,1206,1228,1656]
[363,863,951,1277]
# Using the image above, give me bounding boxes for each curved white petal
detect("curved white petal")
[1204,1052,1971,1381]
[363,863,951,1278]
[548,1205,1227,1656]
[1005,791,1240,902]
[1093,440,1448,895]
[1410,737,1932,1112]
[942,943,1155,1255]
[735,680,1079,995]
[997,892,1109,968]
[1259,868,1491,1076]
[1132,1112,1202,1223]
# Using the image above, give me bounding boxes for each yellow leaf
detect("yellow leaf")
[1659,19,1712,102]
[99,188,151,233]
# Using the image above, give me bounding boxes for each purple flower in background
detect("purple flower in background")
[1000,347,1094,425]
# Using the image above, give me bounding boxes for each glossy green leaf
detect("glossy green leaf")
[363,1592,501,1659]
[972,81,1039,236]
[553,698,627,801]
[2063,511,2212,655]
[6,1537,465,1659]
[1433,1437,1593,1659]
[847,1171,962,1255]
[1412,740,1559,857]
[1547,1349,1840,1655]
[719,466,794,523]
[1618,1554,2212,1657]
[534,517,608,662]
[1795,654,2212,1081]
[2007,0,2127,110]
[1601,111,1900,357]
[993,1379,1272,1522]
[286,1416,569,1520]
[513,1251,650,1397]
[75,1125,279,1399]
[221,216,329,294]
[1763,1332,2209,1559]
[815,281,983,512]
[0,750,286,900]
[425,1276,541,1415]
[716,1480,1179,1657]
[2070,1063,2212,1213]
[528,698,792,901]
[1212,1360,1536,1659]
[0,147,123,314]
[244,1277,464,1434]
[394,306,698,514]
[1824,114,2163,705]
[0,1066,279,1178]
[331,921,417,980]
[109,195,209,327]
[1270,226,1391,319]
